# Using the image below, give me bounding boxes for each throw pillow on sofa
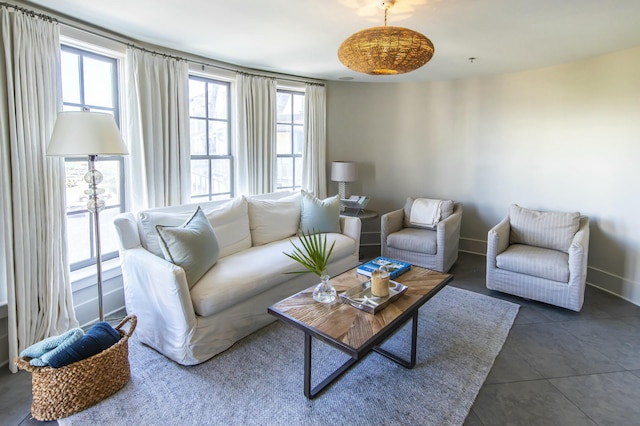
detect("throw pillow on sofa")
[156,207,220,288]
[299,191,341,234]
[248,192,302,246]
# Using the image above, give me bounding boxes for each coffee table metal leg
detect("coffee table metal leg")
[372,311,419,368]
[304,333,358,399]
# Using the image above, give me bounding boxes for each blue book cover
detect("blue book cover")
[357,256,411,279]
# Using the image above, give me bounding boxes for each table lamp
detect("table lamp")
[47,110,129,321]
[331,161,358,200]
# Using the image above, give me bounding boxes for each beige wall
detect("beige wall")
[327,45,640,305]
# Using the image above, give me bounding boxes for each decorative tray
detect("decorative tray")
[339,280,408,314]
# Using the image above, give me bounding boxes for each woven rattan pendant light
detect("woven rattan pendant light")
[338,0,434,75]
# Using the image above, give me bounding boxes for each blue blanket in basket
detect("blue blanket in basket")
[20,328,85,367]
[47,322,121,368]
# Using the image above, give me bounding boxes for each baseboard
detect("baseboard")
[459,237,487,256]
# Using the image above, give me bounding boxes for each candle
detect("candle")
[371,268,390,297]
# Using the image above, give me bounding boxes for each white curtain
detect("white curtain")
[0,6,78,373]
[126,47,190,211]
[302,84,327,198]
[236,73,276,195]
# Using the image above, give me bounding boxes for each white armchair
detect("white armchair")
[486,204,590,312]
[381,198,462,273]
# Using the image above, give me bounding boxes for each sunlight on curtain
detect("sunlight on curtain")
[236,74,277,195]
[126,47,190,211]
[0,6,78,373]
[302,84,327,198]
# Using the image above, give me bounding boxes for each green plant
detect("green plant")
[284,230,335,277]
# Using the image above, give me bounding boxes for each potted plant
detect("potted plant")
[284,230,337,303]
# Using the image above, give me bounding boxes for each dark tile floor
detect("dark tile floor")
[2,252,639,425]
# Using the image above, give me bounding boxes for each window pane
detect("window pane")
[277,92,292,122]
[277,125,292,155]
[83,57,114,107]
[209,121,228,155]
[293,126,304,154]
[65,162,88,212]
[99,207,120,255]
[277,157,293,189]
[190,118,207,155]
[208,83,227,120]
[293,93,304,124]
[189,79,206,117]
[211,159,231,194]
[97,160,121,208]
[295,157,303,189]
[66,212,91,264]
[191,159,209,197]
[61,51,81,104]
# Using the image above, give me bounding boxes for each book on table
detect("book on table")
[357,256,411,279]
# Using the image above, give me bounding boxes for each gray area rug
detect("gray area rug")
[58,286,519,426]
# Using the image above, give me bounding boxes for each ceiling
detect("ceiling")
[24,0,640,83]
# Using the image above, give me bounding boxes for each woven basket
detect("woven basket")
[14,315,137,421]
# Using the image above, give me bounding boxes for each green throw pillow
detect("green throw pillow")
[299,190,341,234]
[156,207,220,289]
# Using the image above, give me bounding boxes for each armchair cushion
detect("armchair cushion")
[386,227,437,255]
[496,244,570,282]
[509,204,580,252]
[403,197,454,230]
[156,207,220,289]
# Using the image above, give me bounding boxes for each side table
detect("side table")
[341,209,380,259]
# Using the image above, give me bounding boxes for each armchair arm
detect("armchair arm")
[487,216,510,268]
[568,217,590,285]
[381,209,404,253]
[119,247,197,352]
[436,203,462,268]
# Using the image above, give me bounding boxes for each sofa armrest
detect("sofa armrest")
[113,212,142,250]
[487,216,510,267]
[340,215,361,252]
[119,247,197,350]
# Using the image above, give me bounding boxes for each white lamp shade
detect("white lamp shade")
[47,111,128,156]
[331,161,358,182]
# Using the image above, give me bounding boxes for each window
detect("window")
[188,76,233,201]
[276,90,304,191]
[61,45,125,270]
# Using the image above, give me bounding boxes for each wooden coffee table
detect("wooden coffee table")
[268,265,453,399]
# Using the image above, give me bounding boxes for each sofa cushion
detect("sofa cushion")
[386,227,437,255]
[156,207,220,289]
[403,197,454,230]
[190,232,355,317]
[248,192,301,246]
[509,204,580,253]
[207,196,251,258]
[496,244,570,282]
[299,191,341,234]
[138,196,251,258]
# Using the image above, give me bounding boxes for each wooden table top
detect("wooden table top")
[268,265,453,358]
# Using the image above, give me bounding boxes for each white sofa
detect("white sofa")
[113,191,361,365]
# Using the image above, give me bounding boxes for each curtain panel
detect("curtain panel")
[236,74,277,195]
[126,48,190,211]
[0,7,78,373]
[302,84,327,198]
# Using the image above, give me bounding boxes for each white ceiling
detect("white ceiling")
[24,0,640,83]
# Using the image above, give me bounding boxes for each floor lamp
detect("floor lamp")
[47,111,129,321]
